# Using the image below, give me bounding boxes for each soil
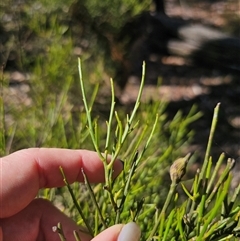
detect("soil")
[118,0,240,162]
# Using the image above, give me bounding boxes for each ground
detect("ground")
[118,0,240,164]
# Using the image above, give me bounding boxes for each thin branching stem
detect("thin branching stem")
[105,78,115,153]
[206,152,225,194]
[78,58,102,156]
[198,103,220,186]
[147,181,178,241]
[81,168,107,229]
[59,166,94,236]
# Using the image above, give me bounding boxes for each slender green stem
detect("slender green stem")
[198,103,220,187]
[147,181,177,241]
[105,78,115,152]
[81,168,107,229]
[177,208,187,241]
[78,58,102,156]
[196,155,212,235]
[115,151,139,223]
[104,79,117,200]
[128,62,146,124]
[115,114,159,223]
[114,111,123,150]
[185,169,200,220]
[59,166,93,236]
[162,209,175,241]
[118,61,146,152]
[206,152,225,194]
[136,114,159,166]
[205,158,235,206]
[148,153,191,240]
[103,62,146,217]
[229,183,240,211]
[196,175,231,241]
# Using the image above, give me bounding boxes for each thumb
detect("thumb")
[92,222,141,241]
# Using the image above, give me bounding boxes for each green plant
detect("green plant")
[52,60,239,240]
[1,1,239,239]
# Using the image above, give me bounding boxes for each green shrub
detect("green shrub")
[53,60,238,241]
[1,1,239,239]
[1,56,239,240]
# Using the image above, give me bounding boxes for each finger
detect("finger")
[0,198,92,241]
[91,224,123,241]
[92,222,141,241]
[1,148,123,218]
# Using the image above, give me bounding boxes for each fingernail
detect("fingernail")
[117,222,141,241]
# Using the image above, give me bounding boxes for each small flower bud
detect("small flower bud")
[170,153,192,183]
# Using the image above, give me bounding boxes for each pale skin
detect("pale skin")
[0,148,124,241]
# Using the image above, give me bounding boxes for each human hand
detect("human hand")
[0,148,141,241]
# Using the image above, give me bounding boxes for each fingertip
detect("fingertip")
[91,224,124,241]
[91,222,141,241]
[117,222,141,241]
